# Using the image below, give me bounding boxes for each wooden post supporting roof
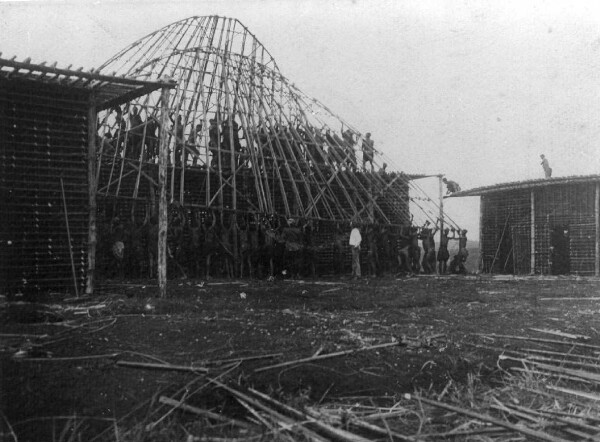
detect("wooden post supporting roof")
[438,175,444,274]
[530,190,535,275]
[478,195,484,273]
[86,93,98,295]
[594,182,600,276]
[158,85,171,298]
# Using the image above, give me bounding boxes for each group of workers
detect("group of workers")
[347,220,469,279]
[99,105,379,174]
[98,202,471,281]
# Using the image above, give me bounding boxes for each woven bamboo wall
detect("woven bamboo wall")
[480,182,598,275]
[0,78,89,296]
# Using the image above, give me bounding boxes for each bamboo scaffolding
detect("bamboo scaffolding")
[94,14,439,239]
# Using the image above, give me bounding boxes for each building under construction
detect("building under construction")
[95,16,417,225]
[0,57,173,297]
[1,16,449,296]
[450,175,600,276]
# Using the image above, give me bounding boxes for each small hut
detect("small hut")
[450,175,600,276]
[0,57,173,297]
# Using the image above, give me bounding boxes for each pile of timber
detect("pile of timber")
[86,330,600,440]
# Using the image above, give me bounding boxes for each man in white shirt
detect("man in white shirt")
[349,222,362,279]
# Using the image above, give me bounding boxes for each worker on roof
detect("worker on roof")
[362,132,375,171]
[443,177,461,195]
[540,154,552,178]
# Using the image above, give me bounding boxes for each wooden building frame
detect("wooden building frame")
[450,175,600,276]
[0,56,175,297]
[94,16,427,229]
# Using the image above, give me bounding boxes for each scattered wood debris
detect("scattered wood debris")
[530,327,591,341]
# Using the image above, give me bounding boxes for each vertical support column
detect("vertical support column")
[530,190,535,275]
[478,196,484,273]
[438,175,444,274]
[158,85,171,298]
[595,182,599,277]
[85,94,98,296]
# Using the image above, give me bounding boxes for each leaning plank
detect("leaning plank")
[414,396,566,442]
[116,360,208,373]
[255,341,400,373]
[529,328,590,341]
[477,333,600,351]
[159,396,251,429]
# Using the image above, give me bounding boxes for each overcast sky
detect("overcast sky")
[1,0,599,232]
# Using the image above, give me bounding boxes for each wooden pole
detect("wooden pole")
[60,177,79,298]
[438,175,444,274]
[530,190,535,275]
[414,396,565,442]
[594,183,600,276]
[478,196,484,273]
[158,85,171,298]
[86,93,98,296]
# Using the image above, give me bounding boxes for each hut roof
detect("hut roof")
[0,56,175,111]
[448,174,600,198]
[94,15,445,226]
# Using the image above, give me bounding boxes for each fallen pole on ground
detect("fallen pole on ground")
[413,396,566,442]
[477,333,600,351]
[254,341,402,373]
[116,360,208,373]
[158,396,251,428]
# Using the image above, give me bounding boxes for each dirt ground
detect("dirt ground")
[2,274,600,441]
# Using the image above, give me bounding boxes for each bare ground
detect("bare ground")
[1,275,600,441]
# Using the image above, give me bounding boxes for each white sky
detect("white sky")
[2,0,600,233]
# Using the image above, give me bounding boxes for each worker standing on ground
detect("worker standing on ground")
[449,229,469,274]
[443,178,461,195]
[437,227,452,274]
[349,222,362,279]
[540,154,552,178]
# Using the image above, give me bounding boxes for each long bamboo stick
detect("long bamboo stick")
[60,177,79,298]
[158,396,251,428]
[247,387,372,442]
[115,360,208,373]
[86,93,98,295]
[476,333,600,351]
[158,85,171,298]
[414,396,566,442]
[254,341,401,373]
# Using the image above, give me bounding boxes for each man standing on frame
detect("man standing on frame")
[349,222,362,280]
[540,154,552,178]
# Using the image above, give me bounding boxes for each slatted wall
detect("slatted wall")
[480,191,531,274]
[534,183,597,275]
[0,78,89,297]
[480,182,598,275]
